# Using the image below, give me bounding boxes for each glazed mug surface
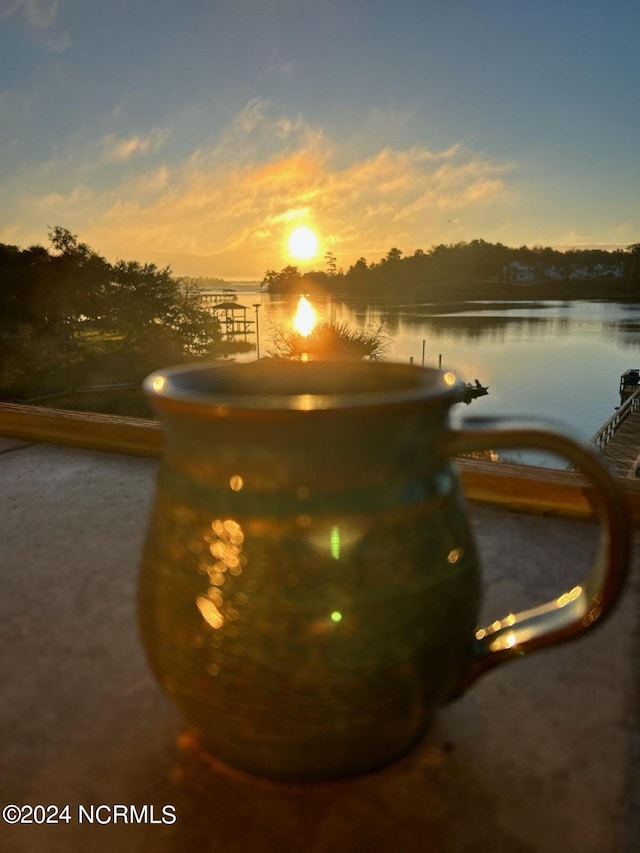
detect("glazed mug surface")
[139,360,630,781]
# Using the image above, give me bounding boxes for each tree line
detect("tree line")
[0,227,223,407]
[264,239,640,297]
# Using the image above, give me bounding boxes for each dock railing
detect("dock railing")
[591,388,640,451]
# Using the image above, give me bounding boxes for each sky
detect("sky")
[1,0,639,280]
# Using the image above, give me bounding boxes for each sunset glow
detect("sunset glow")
[0,4,638,278]
[287,226,319,261]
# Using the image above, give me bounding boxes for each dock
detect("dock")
[592,388,640,478]
[461,379,489,405]
[206,300,254,342]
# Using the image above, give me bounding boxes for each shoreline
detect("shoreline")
[320,278,640,305]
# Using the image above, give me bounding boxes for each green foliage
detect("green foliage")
[325,251,337,276]
[0,227,224,403]
[626,244,640,283]
[268,321,389,361]
[262,239,633,299]
[261,265,302,294]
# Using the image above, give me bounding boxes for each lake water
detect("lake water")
[217,291,640,467]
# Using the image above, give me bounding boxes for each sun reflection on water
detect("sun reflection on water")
[292,295,317,337]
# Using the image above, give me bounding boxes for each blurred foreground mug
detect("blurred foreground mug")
[139,360,630,781]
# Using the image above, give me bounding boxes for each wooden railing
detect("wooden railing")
[591,388,640,451]
[20,382,139,405]
[3,400,640,522]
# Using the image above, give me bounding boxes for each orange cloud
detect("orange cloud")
[101,128,168,162]
[17,100,515,276]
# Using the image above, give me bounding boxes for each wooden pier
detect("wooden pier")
[592,388,640,478]
[200,288,238,305]
[206,300,254,342]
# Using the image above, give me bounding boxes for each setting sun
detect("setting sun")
[288,226,319,260]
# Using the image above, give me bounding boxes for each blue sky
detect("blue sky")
[1,0,638,278]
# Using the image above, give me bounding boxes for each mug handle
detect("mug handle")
[443,416,631,692]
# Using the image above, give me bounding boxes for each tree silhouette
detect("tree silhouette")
[0,227,223,404]
[261,265,302,294]
[325,251,337,276]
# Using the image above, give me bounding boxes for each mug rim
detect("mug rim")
[143,360,463,415]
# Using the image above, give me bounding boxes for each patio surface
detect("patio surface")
[1,435,638,852]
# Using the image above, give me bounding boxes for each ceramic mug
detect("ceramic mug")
[139,360,630,781]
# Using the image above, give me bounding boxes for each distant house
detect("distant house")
[545,265,564,280]
[504,259,623,283]
[592,263,623,279]
[505,261,536,283]
[567,263,623,280]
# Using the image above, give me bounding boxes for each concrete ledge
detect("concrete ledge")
[0,442,638,852]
